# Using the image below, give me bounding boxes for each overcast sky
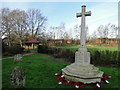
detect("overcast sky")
[0,1,118,36]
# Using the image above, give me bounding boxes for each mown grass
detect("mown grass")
[2,53,119,88]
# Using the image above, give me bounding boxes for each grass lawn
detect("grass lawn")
[56,46,118,52]
[2,53,119,88]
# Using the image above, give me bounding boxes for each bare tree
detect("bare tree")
[91,30,97,39]
[58,23,66,39]
[1,8,48,47]
[109,24,118,44]
[48,23,66,40]
[97,25,106,44]
[0,8,12,46]
[62,32,69,40]
[95,23,117,44]
[73,24,81,40]
[9,9,28,47]
[49,27,56,39]
[26,9,47,39]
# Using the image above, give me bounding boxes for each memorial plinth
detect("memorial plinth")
[62,5,104,84]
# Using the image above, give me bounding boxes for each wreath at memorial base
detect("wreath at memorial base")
[55,73,111,88]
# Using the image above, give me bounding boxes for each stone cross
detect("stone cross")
[62,5,104,84]
[75,5,91,65]
[76,5,91,49]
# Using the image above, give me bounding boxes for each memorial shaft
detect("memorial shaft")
[81,6,86,47]
[76,5,91,48]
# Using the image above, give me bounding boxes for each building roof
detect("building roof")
[26,39,39,43]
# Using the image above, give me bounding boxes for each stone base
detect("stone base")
[62,63,104,84]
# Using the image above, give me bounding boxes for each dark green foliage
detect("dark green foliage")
[3,45,24,56]
[37,45,49,53]
[91,50,101,64]
[8,45,24,54]
[2,42,8,53]
[88,48,98,53]
[91,50,120,67]
[38,45,120,67]
[37,45,55,54]
[38,45,75,63]
[54,49,75,63]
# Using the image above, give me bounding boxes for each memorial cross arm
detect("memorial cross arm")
[76,11,91,18]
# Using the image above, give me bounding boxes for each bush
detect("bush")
[91,50,120,67]
[37,45,120,67]
[64,49,75,63]
[3,45,24,56]
[37,45,75,63]
[8,45,24,54]
[37,45,56,54]
[2,42,8,53]
[37,45,49,53]
[53,49,75,63]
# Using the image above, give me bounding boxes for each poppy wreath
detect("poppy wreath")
[55,73,111,88]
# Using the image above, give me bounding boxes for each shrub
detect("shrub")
[37,45,49,53]
[2,42,8,53]
[37,45,119,67]
[3,45,24,56]
[91,50,101,65]
[37,45,75,63]
[91,50,120,67]
[8,45,24,54]
[63,49,75,63]
[53,48,62,57]
[52,49,74,63]
[37,45,56,54]
[48,47,57,54]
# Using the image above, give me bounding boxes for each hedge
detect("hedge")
[37,45,120,67]
[2,45,24,56]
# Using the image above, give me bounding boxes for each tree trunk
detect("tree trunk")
[8,39,11,46]
[20,40,23,47]
[8,34,11,46]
